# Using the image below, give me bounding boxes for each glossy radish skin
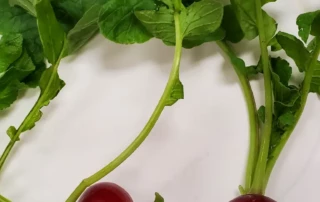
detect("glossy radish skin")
[230,194,276,202]
[78,182,133,202]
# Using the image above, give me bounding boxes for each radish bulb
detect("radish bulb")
[230,194,276,202]
[78,182,133,202]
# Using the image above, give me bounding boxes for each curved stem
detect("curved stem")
[250,0,273,194]
[263,37,320,191]
[65,12,183,202]
[0,61,61,174]
[216,41,259,192]
[0,194,11,202]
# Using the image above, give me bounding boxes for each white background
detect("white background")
[1,0,320,201]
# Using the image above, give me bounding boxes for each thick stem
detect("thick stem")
[65,12,183,202]
[216,41,259,192]
[0,194,10,202]
[263,37,320,191]
[0,61,61,174]
[250,0,273,194]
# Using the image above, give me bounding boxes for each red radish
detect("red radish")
[230,194,276,202]
[78,182,133,202]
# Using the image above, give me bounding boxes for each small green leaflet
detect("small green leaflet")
[297,10,320,43]
[154,192,164,202]
[135,0,224,47]
[7,126,19,141]
[165,79,184,106]
[98,0,156,44]
[275,32,310,72]
[230,0,277,42]
[0,34,23,73]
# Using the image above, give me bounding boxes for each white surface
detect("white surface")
[1,0,320,201]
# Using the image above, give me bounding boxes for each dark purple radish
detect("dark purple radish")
[230,194,276,202]
[78,182,133,202]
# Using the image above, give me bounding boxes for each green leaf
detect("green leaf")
[9,0,36,16]
[0,34,23,73]
[311,13,320,37]
[18,0,66,131]
[66,4,102,54]
[181,0,223,37]
[258,105,265,123]
[0,0,43,65]
[98,0,156,44]
[154,192,164,202]
[0,50,36,110]
[135,0,224,47]
[275,32,310,72]
[50,0,105,54]
[161,0,173,7]
[1,50,36,84]
[0,80,22,110]
[165,79,184,106]
[310,61,320,93]
[182,28,225,49]
[22,62,46,87]
[230,0,277,42]
[297,10,320,43]
[55,0,105,20]
[35,0,66,64]
[307,37,318,52]
[221,5,244,43]
[135,7,175,44]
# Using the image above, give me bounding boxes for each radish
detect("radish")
[230,194,276,202]
[78,182,133,202]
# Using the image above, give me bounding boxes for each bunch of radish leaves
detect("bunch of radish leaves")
[0,0,320,201]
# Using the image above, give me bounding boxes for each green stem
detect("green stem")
[250,0,273,194]
[0,194,11,202]
[263,37,320,191]
[65,12,183,202]
[216,41,259,192]
[0,58,62,174]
